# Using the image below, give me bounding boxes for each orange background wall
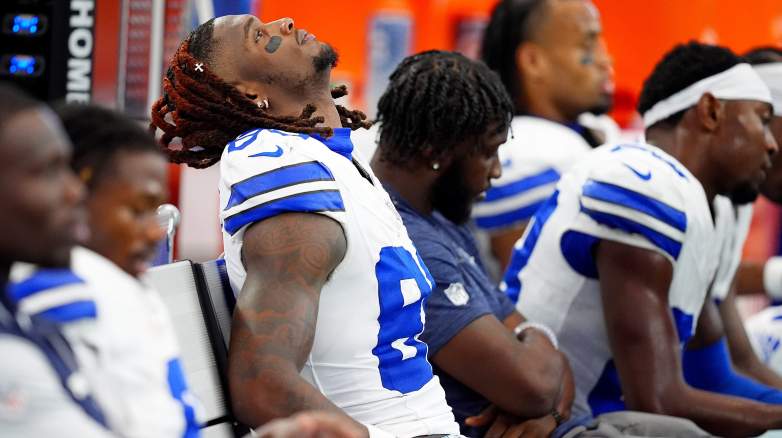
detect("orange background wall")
[254,0,782,124]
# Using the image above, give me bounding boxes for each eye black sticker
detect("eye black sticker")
[265,36,282,53]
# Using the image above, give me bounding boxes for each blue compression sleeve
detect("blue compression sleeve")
[682,337,782,404]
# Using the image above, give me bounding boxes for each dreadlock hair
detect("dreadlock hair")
[150,19,370,169]
[637,41,742,129]
[481,0,549,113]
[375,50,514,167]
[0,82,41,138]
[56,103,161,190]
[744,46,782,65]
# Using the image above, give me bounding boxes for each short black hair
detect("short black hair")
[744,46,782,65]
[188,18,217,66]
[637,41,742,128]
[56,104,161,189]
[0,82,41,137]
[481,0,549,112]
[375,50,514,167]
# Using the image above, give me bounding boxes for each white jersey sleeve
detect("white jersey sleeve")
[746,305,782,374]
[566,144,690,265]
[219,129,347,238]
[473,116,591,231]
[0,333,114,437]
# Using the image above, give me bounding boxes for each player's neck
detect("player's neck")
[522,95,575,124]
[371,156,436,215]
[264,88,342,129]
[646,128,718,203]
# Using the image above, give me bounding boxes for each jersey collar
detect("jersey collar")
[314,128,354,160]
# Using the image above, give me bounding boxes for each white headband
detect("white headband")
[754,63,782,117]
[642,63,772,128]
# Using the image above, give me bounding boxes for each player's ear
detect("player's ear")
[694,92,723,132]
[516,42,547,83]
[420,146,454,172]
[233,82,266,106]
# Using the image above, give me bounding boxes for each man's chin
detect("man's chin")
[313,43,339,73]
[729,183,760,205]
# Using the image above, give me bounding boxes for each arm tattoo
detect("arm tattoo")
[228,212,350,424]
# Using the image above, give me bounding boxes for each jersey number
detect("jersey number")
[373,246,434,394]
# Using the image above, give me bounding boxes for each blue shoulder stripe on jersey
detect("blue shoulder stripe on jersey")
[484,168,560,202]
[224,161,336,211]
[503,191,559,303]
[475,199,546,230]
[560,230,601,279]
[582,180,687,233]
[223,190,344,235]
[581,207,683,260]
[8,269,85,304]
[35,300,97,323]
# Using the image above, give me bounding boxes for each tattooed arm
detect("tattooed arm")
[227,212,361,430]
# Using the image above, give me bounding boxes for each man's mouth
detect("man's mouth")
[297,29,315,45]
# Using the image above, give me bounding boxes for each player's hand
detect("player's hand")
[251,411,368,438]
[464,404,498,428]
[501,416,557,438]
[465,404,557,438]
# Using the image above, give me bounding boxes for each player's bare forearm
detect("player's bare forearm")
[735,261,765,296]
[227,212,357,428]
[598,241,782,436]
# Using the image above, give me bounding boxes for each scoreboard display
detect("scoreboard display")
[0,0,95,103]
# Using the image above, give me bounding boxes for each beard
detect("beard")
[431,161,473,225]
[729,182,760,205]
[313,43,339,73]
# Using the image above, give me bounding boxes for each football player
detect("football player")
[474,0,614,272]
[504,42,782,436]
[0,84,110,436]
[372,50,572,438]
[150,15,459,437]
[7,104,201,437]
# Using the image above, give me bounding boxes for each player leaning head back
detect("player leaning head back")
[372,51,514,224]
[150,15,369,168]
[638,41,777,204]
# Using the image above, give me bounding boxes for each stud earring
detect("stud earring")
[257,98,269,109]
[432,162,440,171]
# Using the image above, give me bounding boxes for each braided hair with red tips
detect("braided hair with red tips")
[150,19,370,169]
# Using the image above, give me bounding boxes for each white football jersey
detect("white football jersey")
[219,128,458,437]
[504,142,724,418]
[472,116,592,231]
[746,306,782,374]
[9,247,200,438]
[710,200,753,302]
[0,304,112,437]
